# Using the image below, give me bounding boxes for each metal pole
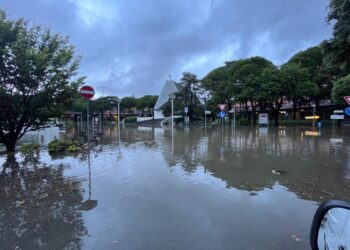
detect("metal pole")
[312,105,315,127]
[117,102,120,129]
[171,99,174,128]
[233,108,236,127]
[87,100,89,142]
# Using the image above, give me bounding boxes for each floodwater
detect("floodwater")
[1,125,350,250]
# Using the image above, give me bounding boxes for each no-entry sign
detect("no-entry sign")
[80,85,95,100]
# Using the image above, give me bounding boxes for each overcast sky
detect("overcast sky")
[2,0,332,97]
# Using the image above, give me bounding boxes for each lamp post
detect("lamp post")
[169,93,176,128]
[115,97,120,126]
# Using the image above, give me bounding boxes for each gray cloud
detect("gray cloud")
[2,0,332,97]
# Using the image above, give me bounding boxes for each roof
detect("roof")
[154,80,182,111]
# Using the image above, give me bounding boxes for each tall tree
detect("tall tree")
[332,74,350,105]
[324,0,350,76]
[280,63,319,119]
[180,72,202,120]
[0,10,84,152]
[288,46,333,112]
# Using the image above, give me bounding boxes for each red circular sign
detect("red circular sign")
[80,85,95,100]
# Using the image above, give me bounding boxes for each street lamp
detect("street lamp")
[169,93,176,127]
[115,97,120,124]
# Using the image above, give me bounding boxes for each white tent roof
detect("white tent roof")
[154,80,181,111]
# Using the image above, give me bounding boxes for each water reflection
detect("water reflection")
[0,156,87,249]
[1,125,350,249]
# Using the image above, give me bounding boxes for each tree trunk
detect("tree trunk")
[5,139,16,152]
[274,110,279,127]
[293,103,297,120]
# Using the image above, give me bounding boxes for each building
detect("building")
[153,79,182,119]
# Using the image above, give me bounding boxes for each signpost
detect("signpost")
[219,104,227,111]
[80,85,95,142]
[343,96,350,105]
[345,107,350,116]
[331,115,344,120]
[229,108,236,127]
[259,113,268,126]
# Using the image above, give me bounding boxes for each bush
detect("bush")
[67,145,81,153]
[48,139,80,154]
[124,116,137,124]
[18,143,40,158]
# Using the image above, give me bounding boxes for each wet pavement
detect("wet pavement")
[1,125,350,249]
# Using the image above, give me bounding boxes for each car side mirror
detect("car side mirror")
[310,200,350,250]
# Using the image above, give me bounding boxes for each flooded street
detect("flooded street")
[1,125,350,249]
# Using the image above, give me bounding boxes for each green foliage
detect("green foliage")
[136,95,158,110]
[280,63,319,102]
[288,46,333,101]
[332,74,350,105]
[325,0,350,75]
[66,145,81,153]
[18,143,40,158]
[121,96,137,109]
[123,116,137,124]
[48,139,80,154]
[0,10,84,152]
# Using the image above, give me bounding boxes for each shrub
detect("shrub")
[48,139,79,154]
[18,143,40,158]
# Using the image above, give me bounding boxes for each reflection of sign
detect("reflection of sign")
[184,107,188,113]
[219,111,226,118]
[305,116,320,120]
[343,96,350,105]
[304,131,321,136]
[259,113,268,125]
[185,116,190,123]
[345,107,350,116]
[218,104,227,111]
[80,85,95,100]
[330,115,344,120]
[330,138,343,144]
[205,110,211,115]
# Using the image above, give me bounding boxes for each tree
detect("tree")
[120,96,137,115]
[230,57,275,124]
[332,74,350,105]
[324,0,350,76]
[135,95,158,116]
[288,46,334,112]
[259,67,286,126]
[280,63,319,119]
[0,10,84,152]
[180,72,202,120]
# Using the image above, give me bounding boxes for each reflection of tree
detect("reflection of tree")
[0,157,87,249]
[161,126,350,202]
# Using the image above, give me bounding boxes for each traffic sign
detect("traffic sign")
[334,110,344,114]
[345,107,350,116]
[330,115,344,120]
[229,108,235,113]
[80,85,95,100]
[184,107,188,113]
[205,110,211,115]
[218,104,227,111]
[343,96,350,105]
[219,111,226,118]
